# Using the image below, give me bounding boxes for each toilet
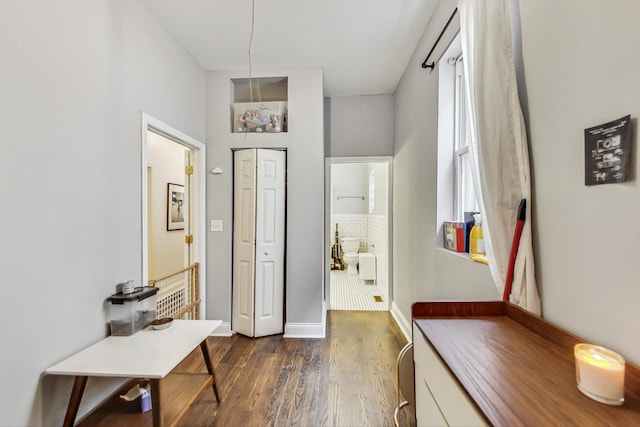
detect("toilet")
[341,237,360,275]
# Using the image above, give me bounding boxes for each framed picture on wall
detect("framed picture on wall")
[584,115,631,185]
[167,183,185,231]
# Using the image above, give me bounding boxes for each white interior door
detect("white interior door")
[254,149,286,337]
[232,149,257,337]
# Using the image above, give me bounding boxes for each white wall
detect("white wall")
[147,132,188,279]
[326,95,395,157]
[0,1,206,425]
[332,163,369,214]
[392,0,498,333]
[518,0,640,363]
[205,67,325,331]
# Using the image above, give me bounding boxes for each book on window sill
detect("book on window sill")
[443,221,467,253]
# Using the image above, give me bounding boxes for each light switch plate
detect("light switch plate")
[210,220,223,232]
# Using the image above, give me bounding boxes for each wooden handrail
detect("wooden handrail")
[194,262,199,319]
[172,299,202,320]
[149,264,197,285]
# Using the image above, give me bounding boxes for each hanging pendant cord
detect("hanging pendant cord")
[246,0,264,105]
[248,0,256,104]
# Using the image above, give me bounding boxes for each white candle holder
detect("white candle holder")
[574,343,625,406]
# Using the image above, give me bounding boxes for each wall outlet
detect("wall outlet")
[210,220,223,232]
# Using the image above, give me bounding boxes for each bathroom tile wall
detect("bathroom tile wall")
[331,213,388,256]
[331,214,368,251]
[367,214,387,254]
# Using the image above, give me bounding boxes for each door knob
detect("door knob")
[265,251,270,255]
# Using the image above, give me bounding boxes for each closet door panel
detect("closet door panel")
[254,149,286,337]
[232,149,257,337]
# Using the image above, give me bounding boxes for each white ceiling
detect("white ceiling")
[140,0,437,98]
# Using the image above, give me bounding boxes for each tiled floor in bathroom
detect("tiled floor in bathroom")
[330,270,387,311]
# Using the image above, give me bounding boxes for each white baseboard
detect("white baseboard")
[283,299,327,338]
[390,302,412,342]
[284,322,326,338]
[322,299,327,331]
[209,321,233,337]
[212,317,327,339]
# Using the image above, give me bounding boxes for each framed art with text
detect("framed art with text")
[584,115,631,186]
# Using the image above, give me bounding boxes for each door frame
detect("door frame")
[324,156,394,310]
[141,112,207,317]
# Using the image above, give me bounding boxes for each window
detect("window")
[452,56,478,220]
[368,169,375,214]
[437,33,478,226]
[436,33,479,250]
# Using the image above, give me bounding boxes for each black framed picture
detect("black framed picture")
[584,115,631,186]
[167,183,185,231]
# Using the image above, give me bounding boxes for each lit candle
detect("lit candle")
[574,343,625,405]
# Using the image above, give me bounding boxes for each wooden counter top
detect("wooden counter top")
[412,301,640,426]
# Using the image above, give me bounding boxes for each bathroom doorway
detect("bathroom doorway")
[325,157,392,311]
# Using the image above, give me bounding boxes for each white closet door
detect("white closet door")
[232,149,257,337]
[254,149,286,337]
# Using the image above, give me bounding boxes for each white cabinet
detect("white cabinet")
[413,324,487,427]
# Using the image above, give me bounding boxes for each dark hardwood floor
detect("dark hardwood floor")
[182,310,409,427]
[78,311,414,427]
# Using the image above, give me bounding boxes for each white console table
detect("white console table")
[46,319,222,427]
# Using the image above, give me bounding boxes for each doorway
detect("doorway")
[325,157,393,311]
[146,133,190,279]
[141,113,206,317]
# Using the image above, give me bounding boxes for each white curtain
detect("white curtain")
[459,0,540,314]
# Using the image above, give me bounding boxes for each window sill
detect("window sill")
[436,247,488,265]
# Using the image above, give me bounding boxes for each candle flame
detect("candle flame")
[575,344,624,371]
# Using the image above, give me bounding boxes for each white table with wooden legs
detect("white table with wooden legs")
[45,320,222,427]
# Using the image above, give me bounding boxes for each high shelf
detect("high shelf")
[230,76,288,133]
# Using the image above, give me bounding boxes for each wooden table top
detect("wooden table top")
[412,301,640,426]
